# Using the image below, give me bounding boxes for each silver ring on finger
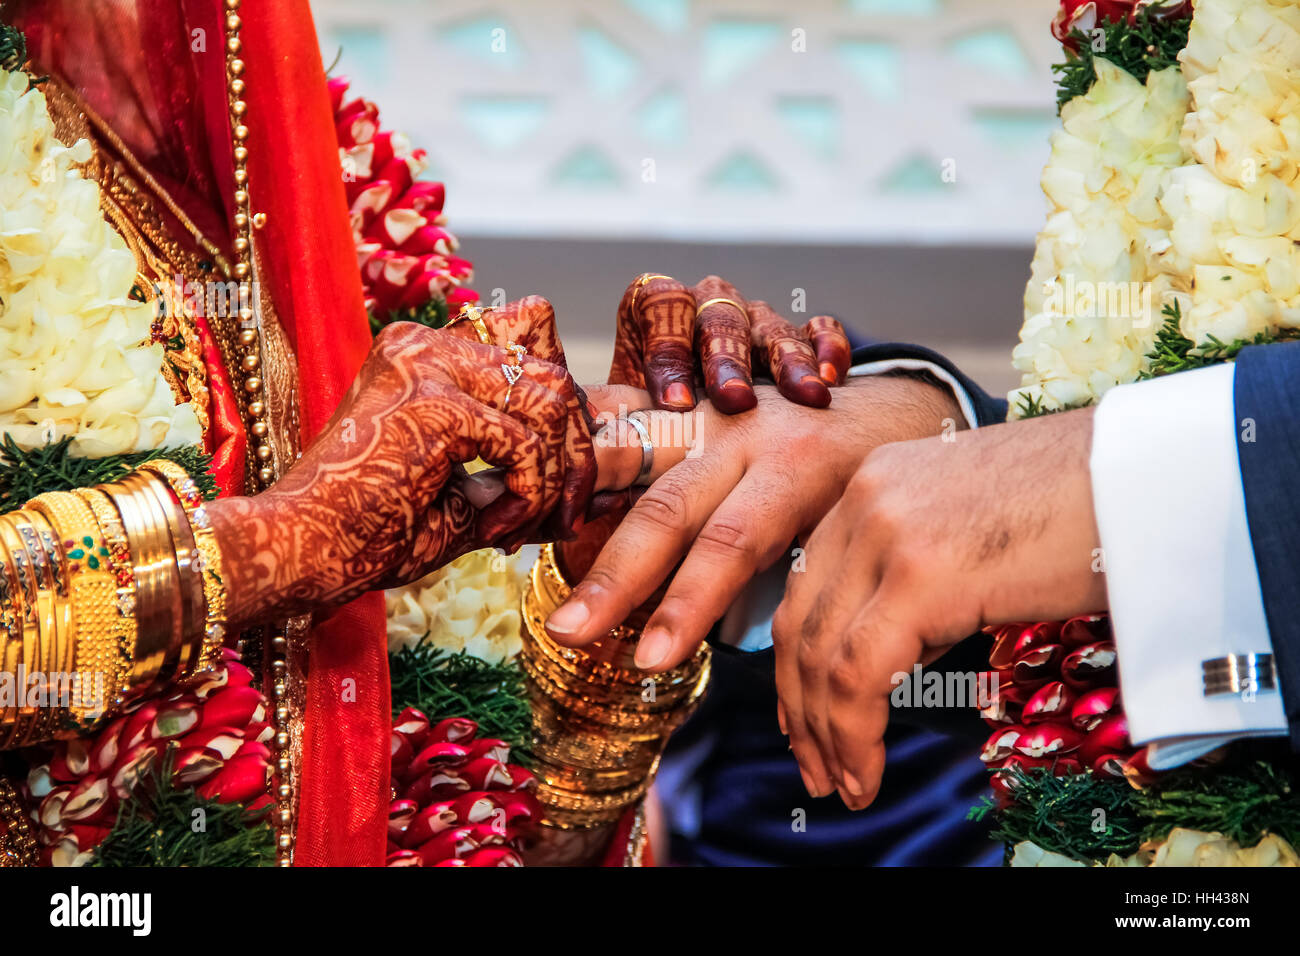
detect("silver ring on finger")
[625,412,654,486]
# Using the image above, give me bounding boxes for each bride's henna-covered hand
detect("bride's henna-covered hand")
[440,294,570,370]
[608,272,853,414]
[207,321,595,626]
[439,295,596,518]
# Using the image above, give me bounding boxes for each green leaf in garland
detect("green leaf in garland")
[368,296,451,337]
[0,24,26,73]
[389,639,533,767]
[0,435,217,512]
[1141,300,1300,378]
[983,747,1300,864]
[89,748,275,868]
[1053,7,1192,113]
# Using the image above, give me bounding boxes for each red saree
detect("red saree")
[12,0,390,865]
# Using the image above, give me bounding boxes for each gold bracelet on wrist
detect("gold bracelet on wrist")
[0,531,23,735]
[121,473,184,688]
[0,516,40,746]
[519,543,711,830]
[74,488,139,706]
[138,461,226,674]
[31,492,122,723]
[103,481,170,694]
[134,474,203,680]
[27,494,112,728]
[0,777,37,867]
[11,512,56,744]
[14,510,67,738]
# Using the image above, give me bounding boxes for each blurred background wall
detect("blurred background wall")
[310,0,1065,396]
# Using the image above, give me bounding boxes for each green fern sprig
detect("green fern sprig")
[1053,6,1192,112]
[0,436,217,512]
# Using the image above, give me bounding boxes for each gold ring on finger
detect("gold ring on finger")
[450,304,495,346]
[696,297,747,318]
[630,273,673,313]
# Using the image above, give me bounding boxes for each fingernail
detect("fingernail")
[719,376,749,391]
[820,362,839,384]
[546,599,589,637]
[462,470,507,508]
[777,703,788,736]
[664,383,692,407]
[635,628,671,669]
[841,770,864,797]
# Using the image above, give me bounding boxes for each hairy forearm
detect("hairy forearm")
[843,371,967,444]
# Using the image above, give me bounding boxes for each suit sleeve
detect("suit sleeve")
[1234,341,1300,749]
[847,342,1008,428]
[1091,359,1289,768]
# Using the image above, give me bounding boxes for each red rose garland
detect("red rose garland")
[979,617,1155,808]
[1052,0,1193,49]
[329,77,479,325]
[385,708,540,867]
[25,649,274,866]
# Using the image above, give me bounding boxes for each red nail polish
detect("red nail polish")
[820,362,838,384]
[719,377,749,391]
[664,382,692,406]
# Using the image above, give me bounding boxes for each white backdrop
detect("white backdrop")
[310,0,1061,246]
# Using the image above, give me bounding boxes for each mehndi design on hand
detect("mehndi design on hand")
[608,272,854,414]
[210,319,595,626]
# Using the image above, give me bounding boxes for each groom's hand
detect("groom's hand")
[772,408,1107,808]
[545,375,963,670]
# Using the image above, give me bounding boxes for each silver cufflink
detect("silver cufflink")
[1202,653,1277,698]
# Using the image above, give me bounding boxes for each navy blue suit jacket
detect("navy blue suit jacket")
[1232,341,1300,749]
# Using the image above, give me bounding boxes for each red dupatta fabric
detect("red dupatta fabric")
[12,0,390,865]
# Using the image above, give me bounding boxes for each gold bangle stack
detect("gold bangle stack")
[132,472,204,679]
[27,494,105,728]
[138,461,227,675]
[0,514,44,746]
[102,477,175,694]
[0,463,228,749]
[74,488,139,709]
[520,543,711,830]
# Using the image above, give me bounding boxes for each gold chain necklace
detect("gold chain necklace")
[221,0,294,867]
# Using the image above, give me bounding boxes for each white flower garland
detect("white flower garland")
[1159,0,1300,344]
[1011,60,1190,415]
[385,547,534,666]
[1011,0,1300,417]
[0,68,200,456]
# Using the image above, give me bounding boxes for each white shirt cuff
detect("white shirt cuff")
[1090,363,1287,769]
[848,359,979,430]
